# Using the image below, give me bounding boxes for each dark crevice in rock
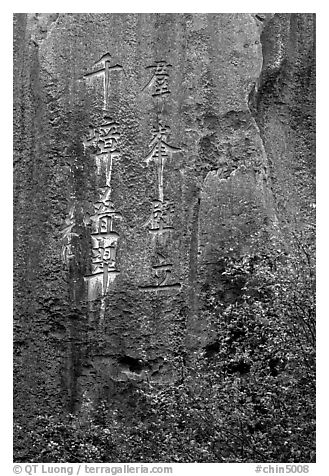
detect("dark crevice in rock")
[204,341,220,359]
[118,356,147,374]
[225,359,251,375]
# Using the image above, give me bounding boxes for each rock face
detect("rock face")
[14,13,315,430]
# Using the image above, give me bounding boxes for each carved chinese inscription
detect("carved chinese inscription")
[81,55,124,301]
[140,60,182,293]
[143,199,174,238]
[83,53,124,109]
[139,253,181,292]
[142,61,172,97]
[83,117,123,301]
[62,55,182,300]
[83,116,120,187]
[144,121,181,202]
[84,186,122,301]
[83,166,123,300]
[83,118,120,155]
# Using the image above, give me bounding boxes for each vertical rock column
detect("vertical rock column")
[14,13,288,416]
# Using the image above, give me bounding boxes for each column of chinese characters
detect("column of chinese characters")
[140,60,181,293]
[61,52,124,301]
[83,117,123,302]
[82,54,124,302]
[84,186,122,301]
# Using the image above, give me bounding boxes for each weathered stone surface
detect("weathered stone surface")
[13,12,315,440]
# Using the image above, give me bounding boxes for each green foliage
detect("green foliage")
[14,247,315,463]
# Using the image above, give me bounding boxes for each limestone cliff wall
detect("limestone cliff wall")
[13,13,315,422]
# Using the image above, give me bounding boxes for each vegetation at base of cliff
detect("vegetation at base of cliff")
[14,241,315,463]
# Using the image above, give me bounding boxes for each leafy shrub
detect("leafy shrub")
[14,248,315,463]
